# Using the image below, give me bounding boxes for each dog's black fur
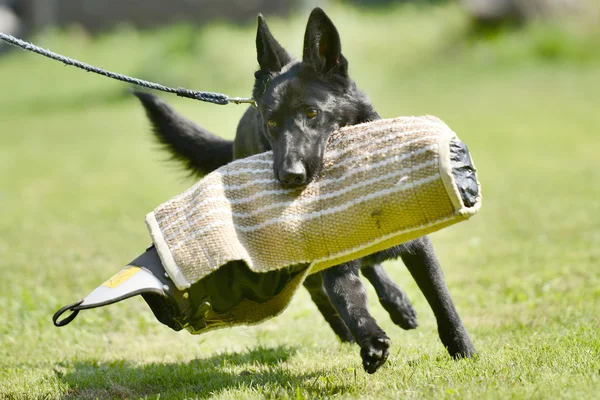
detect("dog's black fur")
[134,8,475,373]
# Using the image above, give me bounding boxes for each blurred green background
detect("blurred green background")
[0,1,599,399]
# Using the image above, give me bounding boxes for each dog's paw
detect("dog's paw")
[360,334,391,374]
[446,340,477,359]
[439,326,476,359]
[381,297,418,330]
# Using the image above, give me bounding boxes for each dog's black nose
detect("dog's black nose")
[279,164,307,188]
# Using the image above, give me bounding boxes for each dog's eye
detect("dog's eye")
[306,108,319,119]
[267,119,277,128]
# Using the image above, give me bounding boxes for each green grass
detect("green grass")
[1,3,599,399]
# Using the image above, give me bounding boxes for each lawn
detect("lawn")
[0,3,599,399]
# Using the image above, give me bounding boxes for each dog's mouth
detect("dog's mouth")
[305,159,324,184]
[280,182,309,190]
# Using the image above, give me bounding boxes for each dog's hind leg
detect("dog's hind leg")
[321,261,390,374]
[361,264,418,330]
[400,237,476,358]
[303,273,355,343]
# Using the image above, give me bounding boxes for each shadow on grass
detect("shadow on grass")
[59,345,341,399]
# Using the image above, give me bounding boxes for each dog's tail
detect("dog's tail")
[133,91,233,176]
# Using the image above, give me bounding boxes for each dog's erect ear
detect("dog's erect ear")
[302,8,347,77]
[256,14,292,73]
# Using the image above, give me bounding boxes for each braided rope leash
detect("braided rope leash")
[0,32,256,106]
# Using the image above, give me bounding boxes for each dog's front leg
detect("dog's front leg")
[400,237,476,358]
[303,273,355,343]
[361,264,418,330]
[321,261,390,374]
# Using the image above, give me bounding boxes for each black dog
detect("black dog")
[135,8,475,373]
